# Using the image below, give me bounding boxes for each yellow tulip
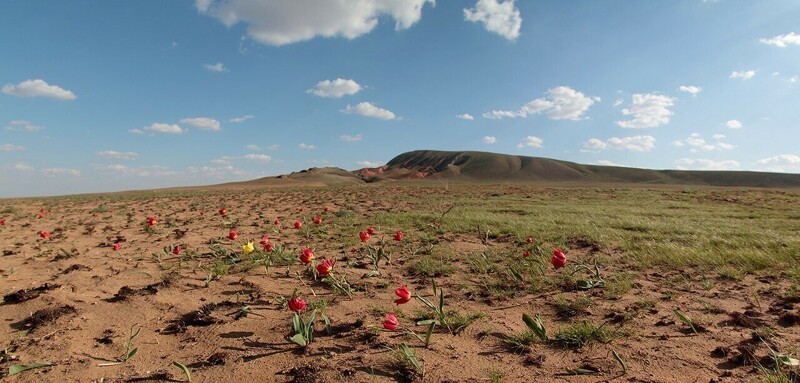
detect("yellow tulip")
[242,241,255,255]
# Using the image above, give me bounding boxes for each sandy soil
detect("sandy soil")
[1,186,798,382]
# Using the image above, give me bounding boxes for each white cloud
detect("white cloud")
[0,144,25,152]
[342,102,396,120]
[612,98,624,107]
[726,119,742,129]
[298,143,316,150]
[187,164,245,177]
[456,113,475,120]
[97,150,139,160]
[246,144,261,151]
[229,115,254,123]
[615,94,675,128]
[267,144,279,150]
[356,160,383,167]
[340,133,363,142]
[516,136,543,149]
[93,164,179,177]
[484,86,596,121]
[678,85,703,95]
[730,70,755,80]
[756,154,800,172]
[675,158,740,171]
[180,117,221,131]
[482,136,497,144]
[464,0,522,40]
[211,156,234,165]
[673,133,734,152]
[11,163,33,171]
[581,135,655,152]
[204,62,228,72]
[245,154,272,162]
[4,120,43,132]
[143,123,184,134]
[128,128,145,134]
[195,0,434,46]
[597,160,624,167]
[307,78,363,98]
[760,32,800,47]
[2,79,76,100]
[43,168,81,177]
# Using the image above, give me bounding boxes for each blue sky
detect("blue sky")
[1,0,799,197]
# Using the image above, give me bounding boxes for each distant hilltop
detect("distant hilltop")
[236,150,800,188]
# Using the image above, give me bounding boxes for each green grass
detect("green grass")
[553,321,617,349]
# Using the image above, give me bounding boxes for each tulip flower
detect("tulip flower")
[299,248,315,264]
[313,216,322,224]
[367,226,376,235]
[228,230,239,240]
[242,241,255,255]
[264,242,273,252]
[394,285,411,305]
[274,220,281,226]
[199,211,205,216]
[288,297,306,313]
[113,243,122,251]
[294,221,302,229]
[146,216,158,226]
[393,231,403,241]
[39,231,50,239]
[0,219,5,225]
[260,235,269,246]
[383,313,399,330]
[359,231,371,242]
[323,207,330,212]
[523,250,531,258]
[316,259,333,276]
[172,245,182,255]
[219,208,227,215]
[37,213,46,219]
[527,236,533,243]
[551,248,567,269]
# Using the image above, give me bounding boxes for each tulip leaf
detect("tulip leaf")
[399,343,422,372]
[8,362,53,376]
[777,355,800,366]
[416,319,438,326]
[522,313,548,342]
[172,361,192,382]
[612,350,627,374]
[289,334,307,347]
[126,347,139,361]
[508,266,524,282]
[673,309,698,335]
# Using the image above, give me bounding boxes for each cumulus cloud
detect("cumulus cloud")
[726,119,742,129]
[2,79,77,100]
[730,70,755,80]
[678,85,702,95]
[672,133,734,152]
[195,0,434,46]
[342,102,396,120]
[11,162,33,172]
[356,160,384,167]
[760,32,800,47]
[229,115,254,123]
[246,144,261,151]
[307,78,363,98]
[464,0,522,40]
[484,86,597,121]
[612,98,624,107]
[615,94,675,128]
[298,143,316,150]
[204,62,228,72]
[597,160,625,167]
[43,168,81,177]
[456,113,474,120]
[245,154,272,162]
[143,123,184,134]
[675,158,740,171]
[180,117,221,131]
[97,150,139,160]
[93,164,179,177]
[187,164,245,178]
[4,120,43,132]
[516,136,543,149]
[0,144,25,152]
[340,133,363,142]
[581,135,655,152]
[482,136,497,144]
[755,154,800,173]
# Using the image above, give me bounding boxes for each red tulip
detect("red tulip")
[383,313,399,330]
[228,230,238,240]
[526,236,533,243]
[288,297,306,313]
[37,213,46,219]
[113,243,122,251]
[523,250,531,258]
[394,285,411,305]
[0,219,5,225]
[173,245,182,255]
[199,211,205,216]
[264,242,273,252]
[359,231,371,242]
[367,226,376,235]
[146,216,158,226]
[323,207,330,212]
[274,219,281,226]
[294,221,302,229]
[551,248,567,269]
[39,231,50,239]
[393,231,403,241]
[260,235,269,246]
[313,216,322,224]
[299,248,315,264]
[316,259,333,276]
[219,208,227,215]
